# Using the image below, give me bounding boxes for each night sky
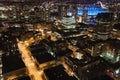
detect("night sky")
[0,0,119,4]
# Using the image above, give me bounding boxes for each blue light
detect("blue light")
[90,21,95,25]
[78,6,108,16]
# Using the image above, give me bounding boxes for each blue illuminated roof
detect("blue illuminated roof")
[78,6,108,16]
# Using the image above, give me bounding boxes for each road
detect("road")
[17,24,48,80]
[17,24,57,80]
[18,42,44,80]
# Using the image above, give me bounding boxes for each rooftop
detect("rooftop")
[44,65,77,80]
[2,54,25,74]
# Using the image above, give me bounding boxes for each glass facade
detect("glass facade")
[77,6,108,16]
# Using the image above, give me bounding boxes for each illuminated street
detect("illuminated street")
[18,42,43,80]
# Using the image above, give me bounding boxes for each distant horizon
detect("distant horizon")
[0,0,119,4]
